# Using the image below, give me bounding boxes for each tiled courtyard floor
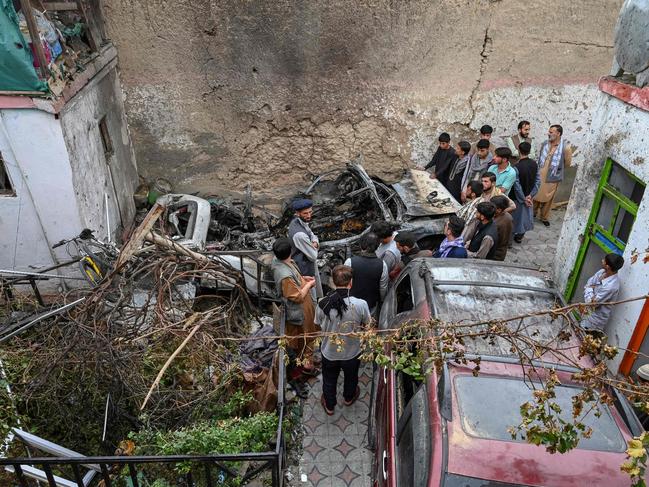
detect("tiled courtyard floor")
[505,206,566,273]
[293,363,373,486]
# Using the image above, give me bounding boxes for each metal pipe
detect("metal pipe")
[0,270,86,281]
[0,298,85,343]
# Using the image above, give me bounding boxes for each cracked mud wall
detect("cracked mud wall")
[103,0,622,198]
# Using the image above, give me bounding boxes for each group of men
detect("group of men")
[427,121,572,233]
[269,120,621,415]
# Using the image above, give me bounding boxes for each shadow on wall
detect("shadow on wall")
[555,165,578,203]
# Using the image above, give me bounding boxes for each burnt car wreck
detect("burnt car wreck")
[154,158,460,295]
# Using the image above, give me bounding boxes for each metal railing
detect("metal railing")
[207,250,279,307]
[0,312,287,487]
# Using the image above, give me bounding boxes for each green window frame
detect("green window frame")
[565,158,645,300]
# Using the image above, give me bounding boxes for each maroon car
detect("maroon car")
[370,259,644,487]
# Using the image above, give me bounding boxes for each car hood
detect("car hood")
[446,429,635,487]
[391,169,460,218]
[446,365,637,487]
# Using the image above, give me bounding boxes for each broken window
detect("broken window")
[395,274,414,314]
[98,116,113,156]
[0,152,15,195]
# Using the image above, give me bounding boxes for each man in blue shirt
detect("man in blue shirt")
[488,147,517,194]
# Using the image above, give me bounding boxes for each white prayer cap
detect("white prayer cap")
[637,364,649,381]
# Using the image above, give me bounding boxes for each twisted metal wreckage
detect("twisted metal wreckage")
[0,160,458,486]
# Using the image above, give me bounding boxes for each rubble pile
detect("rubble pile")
[0,217,272,454]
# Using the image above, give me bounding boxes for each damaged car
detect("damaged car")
[152,157,461,296]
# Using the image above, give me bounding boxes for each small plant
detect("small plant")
[127,411,278,484]
[622,432,649,487]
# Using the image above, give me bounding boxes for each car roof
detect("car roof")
[444,362,637,487]
[421,259,587,368]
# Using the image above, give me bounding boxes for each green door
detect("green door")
[566,158,645,301]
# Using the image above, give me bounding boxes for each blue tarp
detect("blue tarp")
[0,0,48,92]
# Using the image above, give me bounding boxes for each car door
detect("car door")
[375,271,418,487]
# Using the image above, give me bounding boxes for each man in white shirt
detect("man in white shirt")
[581,253,624,333]
[315,265,371,415]
[371,221,400,273]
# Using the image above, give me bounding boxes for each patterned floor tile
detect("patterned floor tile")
[298,364,372,486]
[302,463,333,487]
[334,463,363,486]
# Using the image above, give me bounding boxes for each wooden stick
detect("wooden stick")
[115,203,164,270]
[140,313,201,410]
[20,0,50,79]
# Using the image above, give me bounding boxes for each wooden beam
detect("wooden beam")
[75,0,99,51]
[19,0,50,79]
[115,203,165,271]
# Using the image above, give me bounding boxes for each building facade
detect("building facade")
[0,2,137,289]
[555,77,649,375]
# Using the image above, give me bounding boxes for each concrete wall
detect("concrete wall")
[103,0,622,198]
[0,109,84,275]
[0,61,138,290]
[554,91,649,372]
[60,60,139,241]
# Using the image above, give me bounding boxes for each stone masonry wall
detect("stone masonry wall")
[103,0,622,198]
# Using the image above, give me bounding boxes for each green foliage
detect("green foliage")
[131,411,278,457]
[212,390,254,420]
[127,412,278,484]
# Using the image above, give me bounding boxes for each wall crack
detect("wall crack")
[542,39,613,49]
[468,21,493,126]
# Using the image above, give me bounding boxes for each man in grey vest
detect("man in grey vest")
[533,124,573,226]
[288,198,323,297]
[506,120,535,163]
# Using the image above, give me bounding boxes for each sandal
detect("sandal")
[343,386,361,407]
[320,395,334,416]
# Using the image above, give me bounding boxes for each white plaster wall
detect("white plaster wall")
[406,83,600,170]
[554,92,649,371]
[60,63,138,242]
[0,109,84,279]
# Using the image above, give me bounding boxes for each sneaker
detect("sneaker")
[343,386,361,406]
[320,395,334,416]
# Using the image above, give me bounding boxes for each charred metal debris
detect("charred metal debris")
[150,159,460,297]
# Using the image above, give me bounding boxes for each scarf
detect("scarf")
[457,196,483,221]
[538,138,564,178]
[318,288,350,319]
[449,154,470,180]
[466,152,493,177]
[437,236,465,257]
